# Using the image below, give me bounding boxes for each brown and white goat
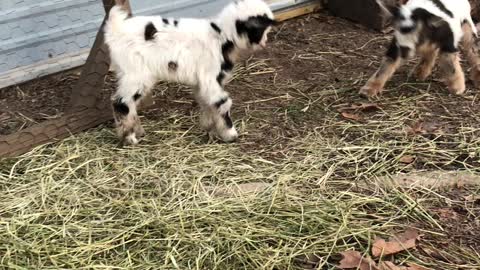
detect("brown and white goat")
[360,0,480,97]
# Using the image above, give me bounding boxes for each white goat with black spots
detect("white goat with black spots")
[361,0,480,97]
[104,0,275,146]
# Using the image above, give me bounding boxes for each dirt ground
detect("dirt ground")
[1,11,479,269]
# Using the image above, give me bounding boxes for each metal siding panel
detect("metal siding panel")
[0,0,312,88]
[0,0,103,87]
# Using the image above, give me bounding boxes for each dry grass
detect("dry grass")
[1,110,479,269]
[1,14,480,269]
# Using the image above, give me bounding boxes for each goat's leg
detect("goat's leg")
[438,52,466,95]
[112,78,152,146]
[196,81,238,143]
[461,23,480,88]
[414,43,439,81]
[360,38,405,97]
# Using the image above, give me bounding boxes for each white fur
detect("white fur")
[104,0,274,144]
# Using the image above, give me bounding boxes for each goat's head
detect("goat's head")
[217,0,276,51]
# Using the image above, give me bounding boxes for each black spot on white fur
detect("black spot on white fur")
[411,8,456,52]
[162,18,169,25]
[385,37,400,60]
[144,22,157,41]
[216,73,226,85]
[217,40,235,85]
[429,0,454,18]
[223,111,233,129]
[390,8,457,54]
[113,98,129,115]
[210,22,222,34]
[235,14,275,45]
[168,61,178,71]
[215,98,228,108]
[174,20,179,27]
[133,92,142,101]
[221,40,234,72]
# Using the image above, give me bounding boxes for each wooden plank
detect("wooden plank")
[0,109,112,157]
[275,2,323,22]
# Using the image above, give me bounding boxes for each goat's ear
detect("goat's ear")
[376,0,402,18]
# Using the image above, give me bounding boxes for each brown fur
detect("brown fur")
[414,43,439,81]
[439,52,466,94]
[360,58,402,97]
[461,23,480,87]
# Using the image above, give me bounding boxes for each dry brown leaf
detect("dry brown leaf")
[399,155,415,164]
[406,121,440,135]
[372,229,419,257]
[434,208,459,220]
[379,261,406,270]
[341,112,362,121]
[338,250,379,270]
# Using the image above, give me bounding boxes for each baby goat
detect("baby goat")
[104,0,275,146]
[360,0,480,97]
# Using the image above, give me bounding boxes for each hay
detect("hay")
[0,113,479,269]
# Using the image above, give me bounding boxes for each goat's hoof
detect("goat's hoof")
[446,78,466,95]
[447,83,466,95]
[120,133,139,147]
[448,86,466,95]
[414,68,431,81]
[218,128,238,143]
[359,86,381,99]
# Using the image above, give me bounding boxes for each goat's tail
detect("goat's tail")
[105,1,130,36]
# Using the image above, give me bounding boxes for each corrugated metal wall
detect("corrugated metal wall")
[0,0,312,89]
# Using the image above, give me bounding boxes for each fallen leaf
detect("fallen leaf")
[393,229,420,243]
[406,121,440,135]
[341,112,362,121]
[338,250,379,270]
[399,155,415,164]
[379,261,406,270]
[464,194,480,202]
[434,208,459,220]
[372,229,419,257]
